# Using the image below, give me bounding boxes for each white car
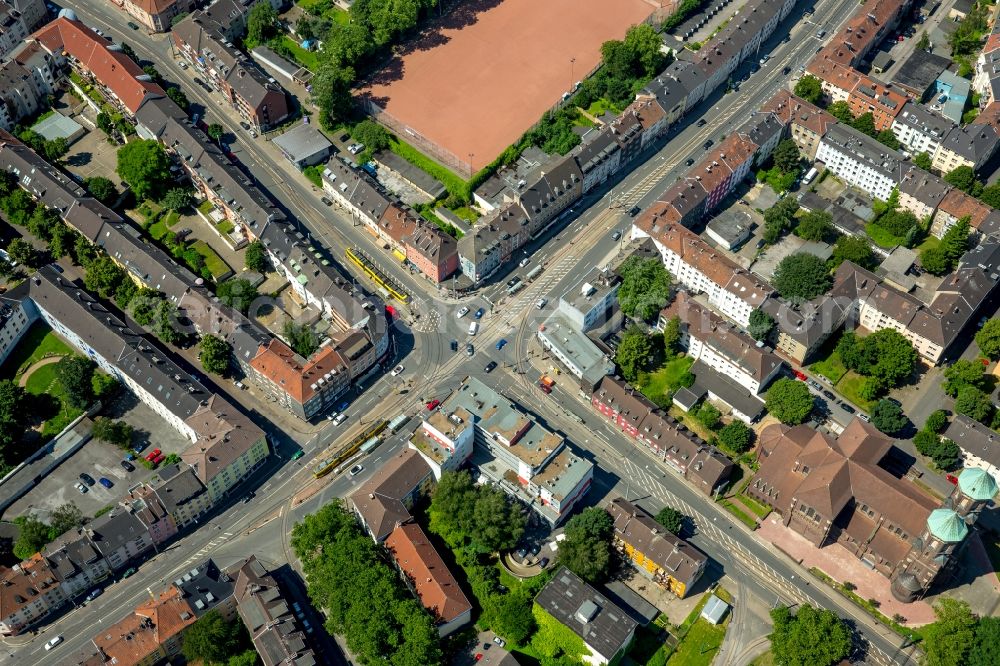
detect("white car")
[468,322,479,336]
[457,306,470,318]
[536,298,548,310]
[519,257,530,267]
[390,364,404,377]
[45,636,63,651]
[349,464,364,477]
[333,413,348,426]
[75,482,88,494]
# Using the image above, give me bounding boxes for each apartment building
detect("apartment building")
[973,30,1000,106]
[592,377,734,495]
[351,448,434,542]
[87,508,155,572]
[847,78,908,131]
[573,127,622,193]
[0,0,45,60]
[930,123,1000,174]
[891,103,954,157]
[761,90,839,160]
[0,43,59,131]
[812,0,912,70]
[408,407,475,479]
[115,0,196,32]
[930,188,995,238]
[816,123,903,201]
[897,165,951,220]
[458,201,530,283]
[632,213,771,328]
[145,464,214,530]
[172,12,289,131]
[661,293,784,395]
[607,498,707,599]
[944,415,1000,484]
[0,555,65,636]
[42,529,110,598]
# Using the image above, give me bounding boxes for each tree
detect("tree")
[838,329,917,390]
[57,356,95,410]
[558,507,613,583]
[74,235,98,267]
[696,402,721,430]
[762,196,799,244]
[795,210,832,242]
[717,420,754,453]
[200,334,231,375]
[166,86,189,111]
[772,253,832,301]
[914,151,933,170]
[827,100,854,124]
[617,256,672,321]
[914,429,960,468]
[244,240,268,272]
[916,30,931,51]
[748,308,775,341]
[871,399,907,435]
[969,616,1000,666]
[922,598,976,666]
[766,378,814,425]
[142,64,162,84]
[920,245,951,275]
[662,315,682,354]
[955,385,994,424]
[161,188,192,211]
[43,137,69,162]
[5,238,35,267]
[207,123,224,142]
[655,507,684,535]
[942,359,986,397]
[876,129,901,150]
[976,319,1000,359]
[793,75,823,104]
[925,409,948,433]
[116,140,172,201]
[246,2,279,48]
[217,278,259,314]
[769,604,852,666]
[313,60,356,129]
[85,176,118,205]
[12,516,49,560]
[351,119,391,153]
[615,324,652,382]
[0,380,29,454]
[944,165,979,194]
[851,112,877,137]
[831,234,875,270]
[155,300,185,345]
[875,209,918,237]
[90,418,134,449]
[942,216,971,265]
[283,320,320,358]
[49,502,83,537]
[773,139,802,174]
[0,256,11,278]
[182,609,245,664]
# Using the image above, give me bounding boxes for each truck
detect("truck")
[539,375,555,393]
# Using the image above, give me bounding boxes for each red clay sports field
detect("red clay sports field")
[357,0,658,177]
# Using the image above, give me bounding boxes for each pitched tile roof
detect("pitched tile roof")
[32,17,164,115]
[385,522,471,625]
[607,498,706,585]
[248,339,348,405]
[761,90,839,137]
[93,586,196,666]
[0,555,60,622]
[350,448,431,541]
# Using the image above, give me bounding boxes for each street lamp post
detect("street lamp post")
[570,58,576,87]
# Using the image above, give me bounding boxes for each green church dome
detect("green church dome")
[958,468,998,502]
[927,508,968,543]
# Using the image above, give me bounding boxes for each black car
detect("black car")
[628,205,641,217]
[79,473,95,486]
[703,139,714,150]
[529,544,540,556]
[686,158,695,166]
[484,361,497,373]
[822,390,836,401]
[450,339,459,352]
[697,118,707,127]
[841,403,856,414]
[515,548,528,559]
[782,66,791,75]
[539,557,550,568]
[120,460,135,472]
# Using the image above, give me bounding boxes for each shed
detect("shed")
[871,51,894,74]
[31,113,86,145]
[272,123,333,168]
[700,594,729,625]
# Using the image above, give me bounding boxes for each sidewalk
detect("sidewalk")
[757,515,936,625]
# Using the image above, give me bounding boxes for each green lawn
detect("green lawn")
[163,210,181,228]
[751,652,776,666]
[640,355,694,404]
[148,219,169,241]
[720,498,757,528]
[216,219,235,236]
[24,363,83,436]
[447,205,479,224]
[197,199,216,215]
[865,222,904,249]
[572,110,596,128]
[808,346,847,384]
[0,323,73,378]
[191,240,231,279]
[835,371,876,413]
[735,493,771,518]
[329,6,350,24]
[586,98,624,118]
[279,36,319,71]
[668,588,732,666]
[388,136,470,200]
[917,235,940,253]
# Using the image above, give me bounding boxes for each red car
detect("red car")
[426,399,440,411]
[151,453,165,466]
[385,305,397,320]
[146,448,161,462]
[538,383,552,394]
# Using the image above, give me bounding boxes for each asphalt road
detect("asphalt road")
[25,0,923,663]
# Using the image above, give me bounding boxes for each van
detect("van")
[468,322,479,336]
[802,167,818,185]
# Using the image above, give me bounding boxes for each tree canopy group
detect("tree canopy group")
[616,257,672,321]
[836,329,918,400]
[765,378,814,425]
[769,604,852,666]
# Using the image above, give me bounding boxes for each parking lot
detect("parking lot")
[4,396,191,522]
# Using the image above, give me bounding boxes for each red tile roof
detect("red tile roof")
[32,17,164,115]
[938,189,993,228]
[248,338,348,404]
[761,90,839,137]
[385,522,471,625]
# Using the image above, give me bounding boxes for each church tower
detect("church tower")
[891,468,997,602]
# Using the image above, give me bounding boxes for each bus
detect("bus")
[313,419,388,478]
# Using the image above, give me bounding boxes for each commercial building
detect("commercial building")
[607,498,706,599]
[816,124,903,201]
[591,377,733,495]
[272,122,333,168]
[172,12,290,131]
[537,313,616,388]
[534,568,638,666]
